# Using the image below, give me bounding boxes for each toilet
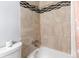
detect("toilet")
[0,42,22,58]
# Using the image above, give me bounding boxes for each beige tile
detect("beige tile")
[40,6,71,53]
[21,1,71,57]
[21,7,41,57]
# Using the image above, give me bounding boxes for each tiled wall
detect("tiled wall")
[40,1,71,53]
[21,2,41,57]
[21,1,71,57]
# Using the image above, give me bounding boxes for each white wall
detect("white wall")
[71,1,77,57]
[0,1,20,47]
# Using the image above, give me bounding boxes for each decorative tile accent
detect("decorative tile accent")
[20,1,71,13]
[20,1,40,13]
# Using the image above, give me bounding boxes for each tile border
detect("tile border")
[20,1,71,13]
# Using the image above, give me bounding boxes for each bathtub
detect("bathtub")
[27,47,73,58]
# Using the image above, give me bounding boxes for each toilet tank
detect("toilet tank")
[0,42,22,58]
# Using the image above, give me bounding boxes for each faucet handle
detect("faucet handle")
[32,40,41,47]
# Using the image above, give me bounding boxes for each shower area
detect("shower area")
[20,1,71,57]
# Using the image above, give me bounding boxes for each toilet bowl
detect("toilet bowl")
[0,42,22,58]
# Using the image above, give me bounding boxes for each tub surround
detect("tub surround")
[21,1,71,57]
[21,1,41,57]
